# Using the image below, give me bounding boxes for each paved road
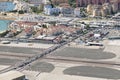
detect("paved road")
[0,31,79,73]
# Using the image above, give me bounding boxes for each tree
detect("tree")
[22,0,29,2]
[38,4,44,12]
[31,6,42,14]
[18,10,24,14]
[68,0,76,8]
[86,24,90,30]
[42,24,48,28]
[9,10,17,13]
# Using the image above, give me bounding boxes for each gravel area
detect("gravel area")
[63,66,120,79]
[51,47,116,60]
[0,58,21,65]
[0,46,43,54]
[27,62,55,72]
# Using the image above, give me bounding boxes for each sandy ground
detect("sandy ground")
[108,40,120,46]
[0,65,9,71]
[0,40,120,80]
[0,42,54,49]
[22,60,120,80]
[68,42,103,49]
[103,41,120,62]
[36,73,106,80]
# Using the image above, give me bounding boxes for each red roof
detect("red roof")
[16,21,38,26]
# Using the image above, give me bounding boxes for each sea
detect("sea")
[0,20,12,32]
[0,2,15,33]
[0,2,15,12]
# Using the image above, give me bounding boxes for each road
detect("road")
[0,25,116,73]
[0,31,80,74]
[0,26,115,73]
[0,26,108,73]
[0,27,120,75]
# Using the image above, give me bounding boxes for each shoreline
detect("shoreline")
[0,0,13,2]
[0,30,7,34]
[0,17,13,34]
[0,16,16,20]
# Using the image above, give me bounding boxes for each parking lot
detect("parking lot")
[63,66,120,79]
[50,47,116,60]
[0,46,43,54]
[26,61,55,72]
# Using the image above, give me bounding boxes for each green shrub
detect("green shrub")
[18,10,24,14]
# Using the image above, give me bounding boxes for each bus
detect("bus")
[85,42,103,46]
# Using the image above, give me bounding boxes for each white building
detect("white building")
[44,4,52,13]
[14,1,30,12]
[29,0,44,4]
[44,5,60,15]
[45,8,60,15]
[60,7,74,17]
[74,8,80,17]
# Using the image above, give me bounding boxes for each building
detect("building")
[59,3,74,17]
[28,0,50,6]
[87,4,93,14]
[44,7,60,15]
[44,4,52,15]
[77,0,119,7]
[102,3,112,14]
[14,1,30,12]
[61,7,74,17]
[112,3,118,13]
[87,3,118,17]
[45,8,60,15]
[101,8,108,17]
[51,0,68,5]
[77,0,110,7]
[110,0,119,13]
[93,9,101,17]
[29,0,44,4]
[44,2,60,15]
[77,0,120,10]
[74,8,80,17]
[0,71,25,80]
